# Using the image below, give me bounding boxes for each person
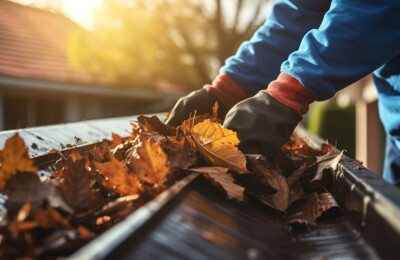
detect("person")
[166,0,400,186]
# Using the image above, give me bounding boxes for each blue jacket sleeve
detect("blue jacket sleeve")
[220,0,331,96]
[282,0,400,100]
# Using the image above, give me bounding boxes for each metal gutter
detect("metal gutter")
[1,118,399,259]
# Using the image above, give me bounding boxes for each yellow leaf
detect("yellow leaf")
[191,119,248,174]
[180,114,214,135]
[128,137,169,187]
[0,133,37,190]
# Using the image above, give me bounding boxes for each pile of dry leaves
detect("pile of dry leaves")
[0,110,343,259]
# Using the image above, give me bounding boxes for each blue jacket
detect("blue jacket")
[221,0,400,150]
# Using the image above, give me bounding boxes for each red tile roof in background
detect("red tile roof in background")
[0,0,97,85]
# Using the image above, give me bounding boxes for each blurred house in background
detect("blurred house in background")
[0,0,179,131]
[0,0,386,174]
[352,77,385,176]
[308,76,385,175]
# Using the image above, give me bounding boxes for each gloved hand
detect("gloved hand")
[166,73,248,126]
[223,92,300,160]
[165,89,226,127]
[223,72,315,161]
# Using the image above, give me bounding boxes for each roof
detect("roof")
[0,0,96,85]
[1,116,399,259]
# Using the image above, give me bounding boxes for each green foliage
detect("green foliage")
[68,1,199,89]
[308,102,356,158]
[68,0,268,90]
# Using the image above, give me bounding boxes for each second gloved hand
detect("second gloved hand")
[166,74,249,127]
[165,89,227,127]
[223,91,301,161]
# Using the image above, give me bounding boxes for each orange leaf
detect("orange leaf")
[110,132,124,148]
[128,137,169,187]
[94,153,142,196]
[0,133,37,190]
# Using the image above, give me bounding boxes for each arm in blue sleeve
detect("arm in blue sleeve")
[220,0,331,95]
[282,0,400,100]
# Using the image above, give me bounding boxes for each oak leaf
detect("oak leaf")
[191,167,245,201]
[289,192,340,228]
[246,155,290,211]
[56,150,103,213]
[127,137,169,187]
[94,153,142,196]
[0,133,37,190]
[311,150,344,181]
[190,119,248,174]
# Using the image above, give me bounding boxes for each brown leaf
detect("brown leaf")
[289,192,341,227]
[160,137,198,173]
[191,167,245,201]
[190,119,248,174]
[3,172,51,219]
[137,115,176,136]
[311,150,344,182]
[283,135,316,155]
[56,150,103,213]
[111,140,135,162]
[286,162,307,188]
[0,133,37,190]
[91,142,111,162]
[94,153,142,196]
[127,137,169,187]
[246,156,290,211]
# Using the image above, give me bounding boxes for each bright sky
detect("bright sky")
[62,0,101,29]
[11,0,101,29]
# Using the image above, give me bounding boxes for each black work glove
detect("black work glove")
[166,89,228,127]
[223,91,301,161]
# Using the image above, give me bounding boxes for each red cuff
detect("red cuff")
[264,72,315,115]
[203,73,248,108]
